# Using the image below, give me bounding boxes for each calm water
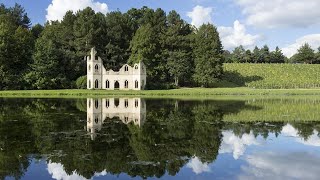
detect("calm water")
[1,98,320,180]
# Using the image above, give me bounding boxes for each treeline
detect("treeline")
[224,45,287,63]
[0,3,224,90]
[1,3,319,90]
[225,43,320,64]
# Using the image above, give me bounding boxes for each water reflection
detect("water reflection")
[0,98,320,179]
[86,98,146,140]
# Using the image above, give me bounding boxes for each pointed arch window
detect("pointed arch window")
[89,80,91,88]
[135,65,138,69]
[95,117,99,124]
[125,99,128,108]
[106,99,109,108]
[125,65,129,71]
[125,80,129,88]
[95,100,99,109]
[135,99,139,108]
[95,64,99,72]
[106,80,110,88]
[95,79,99,89]
[135,80,139,89]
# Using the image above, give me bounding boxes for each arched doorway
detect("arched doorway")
[114,81,120,89]
[95,79,99,89]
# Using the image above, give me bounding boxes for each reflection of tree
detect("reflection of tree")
[2,98,320,179]
[224,122,285,139]
[0,99,36,179]
[290,122,317,140]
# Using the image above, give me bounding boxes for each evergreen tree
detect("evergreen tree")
[193,24,224,87]
[104,11,134,70]
[244,49,253,63]
[164,10,193,87]
[315,47,320,64]
[252,46,260,63]
[231,45,246,63]
[291,43,315,64]
[260,45,270,63]
[270,46,285,63]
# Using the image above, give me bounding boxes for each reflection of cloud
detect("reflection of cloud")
[220,131,261,159]
[47,162,87,180]
[186,156,211,174]
[94,170,107,177]
[281,124,320,147]
[47,162,108,180]
[239,151,320,180]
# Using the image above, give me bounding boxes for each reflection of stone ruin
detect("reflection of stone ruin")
[87,98,146,140]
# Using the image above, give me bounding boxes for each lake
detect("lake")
[1,97,320,180]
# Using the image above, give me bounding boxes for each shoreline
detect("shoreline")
[1,88,320,98]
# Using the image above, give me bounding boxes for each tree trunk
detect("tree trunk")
[174,77,179,87]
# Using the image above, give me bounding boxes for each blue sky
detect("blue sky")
[2,0,320,57]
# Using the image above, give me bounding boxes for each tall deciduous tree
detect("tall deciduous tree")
[193,24,224,87]
[24,24,68,89]
[0,14,33,90]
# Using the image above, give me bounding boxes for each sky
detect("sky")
[2,0,320,57]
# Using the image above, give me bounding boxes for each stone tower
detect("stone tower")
[87,48,103,89]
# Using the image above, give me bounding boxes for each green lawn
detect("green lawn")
[223,63,320,88]
[1,88,320,98]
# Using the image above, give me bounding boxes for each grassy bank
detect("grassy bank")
[1,88,320,98]
[224,98,320,122]
[223,63,320,89]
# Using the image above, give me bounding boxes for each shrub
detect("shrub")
[76,75,87,89]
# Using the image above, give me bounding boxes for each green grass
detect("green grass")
[1,88,320,98]
[224,98,320,122]
[223,63,320,89]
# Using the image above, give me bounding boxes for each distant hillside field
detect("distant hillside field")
[223,63,320,89]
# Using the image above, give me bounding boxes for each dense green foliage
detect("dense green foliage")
[1,3,320,90]
[225,45,287,63]
[290,43,320,64]
[223,63,320,88]
[0,4,34,90]
[226,43,320,64]
[0,4,225,90]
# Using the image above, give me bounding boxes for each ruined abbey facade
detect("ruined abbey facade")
[87,48,147,90]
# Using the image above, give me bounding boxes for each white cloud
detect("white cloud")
[239,151,320,180]
[186,156,211,174]
[281,123,320,146]
[218,20,261,49]
[281,34,320,57]
[219,130,262,159]
[47,162,87,180]
[235,0,320,28]
[46,0,109,21]
[187,5,213,28]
